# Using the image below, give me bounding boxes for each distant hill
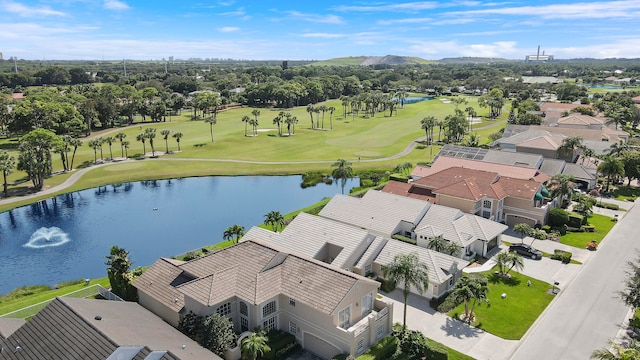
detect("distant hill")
[436,57,515,64]
[311,55,433,66]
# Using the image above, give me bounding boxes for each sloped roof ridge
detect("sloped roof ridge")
[56,297,120,348]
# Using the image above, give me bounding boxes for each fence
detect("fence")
[0,285,122,319]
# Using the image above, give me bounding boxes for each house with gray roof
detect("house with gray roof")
[133,239,393,359]
[242,212,469,299]
[0,297,217,360]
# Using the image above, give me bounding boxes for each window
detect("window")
[449,277,454,286]
[483,200,492,208]
[263,316,277,332]
[376,325,384,340]
[361,292,373,317]
[240,317,249,332]
[482,211,491,219]
[289,298,296,307]
[239,302,248,316]
[216,302,231,316]
[339,306,351,329]
[262,301,276,318]
[364,264,372,276]
[357,339,365,353]
[289,321,297,334]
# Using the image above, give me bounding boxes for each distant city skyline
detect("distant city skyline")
[1,0,640,61]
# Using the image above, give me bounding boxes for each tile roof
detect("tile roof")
[319,190,430,235]
[412,167,505,200]
[138,240,374,316]
[516,134,564,151]
[556,114,606,126]
[539,158,566,176]
[412,156,541,180]
[0,297,215,360]
[133,258,192,313]
[374,240,469,284]
[540,102,592,112]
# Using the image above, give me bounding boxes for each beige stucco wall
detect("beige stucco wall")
[516,146,558,159]
[137,291,181,327]
[503,196,547,225]
[436,194,477,214]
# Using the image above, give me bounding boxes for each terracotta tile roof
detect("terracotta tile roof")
[499,177,541,200]
[412,156,541,180]
[10,93,24,100]
[138,240,373,315]
[540,102,591,112]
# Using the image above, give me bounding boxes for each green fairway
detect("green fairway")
[0,95,507,210]
[448,270,554,340]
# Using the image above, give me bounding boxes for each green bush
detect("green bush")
[550,249,572,263]
[551,225,568,235]
[425,339,449,360]
[583,225,595,232]
[389,173,409,182]
[55,279,85,289]
[549,208,570,227]
[263,330,297,360]
[595,202,619,210]
[379,278,396,293]
[431,294,459,313]
[541,225,551,233]
[568,213,584,228]
[566,226,584,232]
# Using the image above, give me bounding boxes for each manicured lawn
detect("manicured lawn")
[0,277,111,315]
[559,213,616,248]
[448,270,554,340]
[344,335,475,360]
[613,186,640,201]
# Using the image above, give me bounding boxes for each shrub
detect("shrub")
[432,294,459,313]
[551,249,572,263]
[595,202,619,210]
[541,225,551,233]
[549,208,570,227]
[568,213,584,228]
[389,173,409,182]
[583,225,595,232]
[183,251,200,261]
[551,225,568,235]
[425,339,449,360]
[566,226,584,232]
[392,234,417,245]
[379,278,396,293]
[55,279,84,289]
[263,330,297,360]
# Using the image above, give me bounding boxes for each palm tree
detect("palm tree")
[425,236,449,253]
[607,140,629,157]
[251,109,261,127]
[223,224,245,244]
[306,104,315,129]
[505,252,525,274]
[249,118,258,136]
[144,128,157,156]
[559,136,584,162]
[115,132,127,158]
[121,140,130,158]
[549,174,576,207]
[0,151,15,197]
[88,138,101,163]
[450,274,489,324]
[436,120,444,142]
[464,133,481,147]
[103,136,115,160]
[383,253,429,330]
[328,106,335,129]
[420,116,437,145]
[273,114,283,136]
[98,137,105,160]
[591,339,640,359]
[465,106,477,131]
[530,228,547,247]
[172,132,183,151]
[598,155,624,192]
[241,332,271,360]
[331,159,353,195]
[68,137,82,170]
[136,133,147,155]
[495,252,511,275]
[205,117,216,142]
[514,223,532,243]
[161,129,171,153]
[285,114,297,136]
[264,210,285,232]
[242,115,251,136]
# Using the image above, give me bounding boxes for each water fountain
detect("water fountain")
[23,227,70,249]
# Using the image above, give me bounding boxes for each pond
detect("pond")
[399,96,434,105]
[0,175,359,295]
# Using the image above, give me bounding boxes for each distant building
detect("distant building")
[0,52,3,60]
[525,54,554,62]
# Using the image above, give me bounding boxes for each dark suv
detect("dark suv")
[509,243,542,260]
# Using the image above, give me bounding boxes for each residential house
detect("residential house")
[242,212,469,299]
[319,190,506,259]
[0,297,218,360]
[133,239,392,359]
[385,167,547,227]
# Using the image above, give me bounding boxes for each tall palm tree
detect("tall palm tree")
[121,140,130,158]
[425,236,449,253]
[68,137,82,170]
[465,106,477,131]
[223,224,245,244]
[559,136,584,162]
[161,129,171,153]
[273,114,283,136]
[420,116,437,145]
[328,106,335,129]
[88,138,101,163]
[103,136,115,160]
[505,252,525,274]
[264,210,285,232]
[136,133,147,155]
[114,132,127,158]
[306,104,315,129]
[205,117,216,142]
[450,274,489,324]
[251,109,261,128]
[241,332,271,360]
[514,223,532,243]
[242,115,251,137]
[607,140,629,157]
[331,159,353,195]
[383,253,429,331]
[144,128,157,156]
[172,132,183,151]
[549,174,576,207]
[0,151,15,197]
[598,155,624,192]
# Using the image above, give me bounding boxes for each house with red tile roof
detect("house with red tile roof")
[383,166,551,227]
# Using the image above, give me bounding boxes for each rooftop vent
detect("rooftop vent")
[95,315,102,320]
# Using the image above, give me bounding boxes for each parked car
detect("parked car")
[509,243,543,260]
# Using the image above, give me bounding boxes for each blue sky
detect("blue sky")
[2,0,640,61]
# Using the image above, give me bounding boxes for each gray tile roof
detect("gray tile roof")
[0,297,215,360]
[319,190,430,235]
[133,258,191,313]
[140,240,376,316]
[539,158,566,176]
[562,163,597,182]
[374,240,469,284]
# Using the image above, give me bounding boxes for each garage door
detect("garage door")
[506,214,536,227]
[303,333,342,360]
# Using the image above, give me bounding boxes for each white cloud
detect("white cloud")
[1,1,66,17]
[104,0,129,11]
[333,2,439,12]
[450,0,640,20]
[300,33,345,38]
[284,11,343,24]
[218,26,239,32]
[406,39,520,58]
[378,17,431,25]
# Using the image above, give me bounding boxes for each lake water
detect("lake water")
[0,176,358,295]
[399,96,434,105]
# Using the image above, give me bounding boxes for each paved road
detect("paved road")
[511,200,639,360]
